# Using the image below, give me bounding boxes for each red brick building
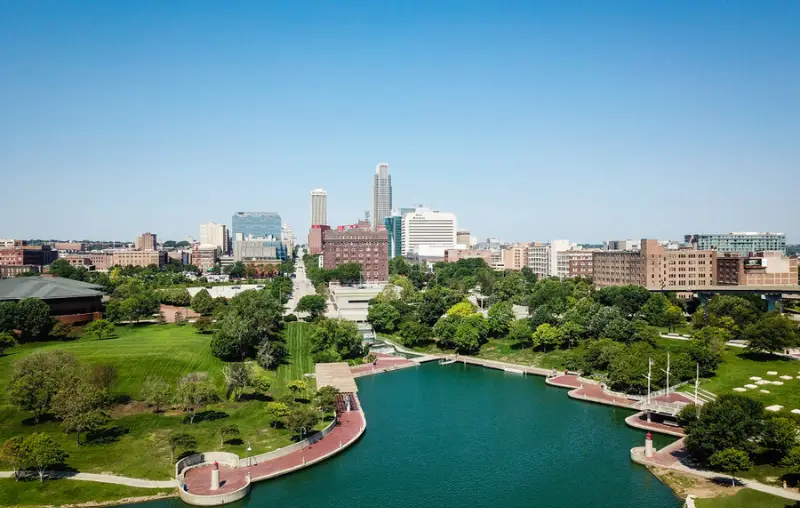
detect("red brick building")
[308,225,331,256]
[322,221,388,282]
[0,246,57,267]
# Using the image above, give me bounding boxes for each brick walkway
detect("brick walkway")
[351,353,415,375]
[183,409,365,496]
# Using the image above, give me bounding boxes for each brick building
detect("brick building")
[322,221,388,282]
[63,253,114,271]
[308,225,331,256]
[0,245,58,267]
[112,250,167,268]
[444,249,493,264]
[135,232,158,251]
[502,243,530,271]
[53,242,86,252]
[717,251,798,286]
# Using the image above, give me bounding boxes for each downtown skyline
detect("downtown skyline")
[1,1,799,243]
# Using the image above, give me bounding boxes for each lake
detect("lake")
[132,362,682,508]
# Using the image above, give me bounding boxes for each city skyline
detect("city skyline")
[1,2,799,242]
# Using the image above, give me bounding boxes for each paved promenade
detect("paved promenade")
[183,409,365,495]
[0,470,174,488]
[351,352,417,377]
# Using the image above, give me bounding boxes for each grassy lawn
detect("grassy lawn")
[675,347,800,415]
[0,478,174,507]
[657,323,694,336]
[474,338,578,370]
[695,489,797,508]
[0,322,319,481]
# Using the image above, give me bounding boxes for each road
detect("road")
[285,249,317,316]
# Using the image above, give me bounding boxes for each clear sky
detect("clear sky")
[1,1,798,244]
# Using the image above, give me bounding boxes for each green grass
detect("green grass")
[695,489,798,508]
[0,322,319,481]
[676,347,800,415]
[473,338,578,370]
[0,478,174,507]
[658,324,694,336]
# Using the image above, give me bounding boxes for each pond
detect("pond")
[131,362,681,508]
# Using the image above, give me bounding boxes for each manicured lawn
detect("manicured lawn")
[0,322,320,481]
[0,478,174,507]
[676,347,800,415]
[474,338,578,370]
[695,489,796,508]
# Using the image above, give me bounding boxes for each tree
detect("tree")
[168,432,197,462]
[15,299,52,339]
[310,319,363,361]
[0,437,27,481]
[52,377,109,445]
[141,376,172,412]
[744,313,799,354]
[453,322,481,354]
[532,323,562,353]
[266,401,291,428]
[388,257,410,276]
[251,373,271,395]
[508,319,533,347]
[602,317,636,343]
[367,302,401,333]
[640,293,670,326]
[193,317,214,334]
[0,331,17,356]
[433,315,462,348]
[676,404,699,427]
[296,294,327,320]
[160,288,191,307]
[761,417,798,457]
[418,288,451,326]
[49,321,72,339]
[529,304,559,329]
[256,338,286,370]
[211,289,284,361]
[397,321,432,347]
[83,319,115,341]
[9,350,78,423]
[288,379,308,401]
[285,406,320,439]
[219,424,240,446]
[175,374,218,424]
[559,321,584,349]
[489,273,529,305]
[663,305,685,333]
[0,301,17,332]
[331,263,362,284]
[487,302,514,338]
[446,300,475,318]
[191,289,216,316]
[316,386,340,413]
[709,448,752,486]
[222,362,252,401]
[685,394,765,461]
[22,433,67,482]
[780,446,800,471]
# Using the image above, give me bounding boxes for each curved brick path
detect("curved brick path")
[183,409,365,496]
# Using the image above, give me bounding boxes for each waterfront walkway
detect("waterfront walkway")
[351,352,417,377]
[0,470,175,488]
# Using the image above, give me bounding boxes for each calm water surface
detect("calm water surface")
[133,363,681,508]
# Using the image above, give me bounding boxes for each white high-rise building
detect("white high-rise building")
[371,163,392,229]
[528,239,572,278]
[310,189,328,226]
[199,222,229,255]
[401,207,457,258]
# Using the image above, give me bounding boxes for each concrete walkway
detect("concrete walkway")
[0,470,175,488]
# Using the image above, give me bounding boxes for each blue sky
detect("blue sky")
[1,1,798,244]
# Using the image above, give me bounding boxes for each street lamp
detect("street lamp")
[245,442,252,466]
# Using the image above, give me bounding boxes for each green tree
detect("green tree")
[744,313,799,354]
[48,259,80,280]
[219,424,240,446]
[331,263,362,284]
[709,448,752,486]
[296,295,327,320]
[433,315,462,348]
[602,317,636,343]
[222,362,252,401]
[285,406,320,439]
[685,394,765,461]
[780,446,800,471]
[532,323,562,352]
[529,304,559,329]
[141,376,173,412]
[663,305,685,332]
[418,287,452,326]
[288,379,308,401]
[367,302,401,333]
[508,319,533,347]
[14,299,52,339]
[316,386,340,413]
[310,319,362,361]
[489,272,529,305]
[192,316,214,334]
[251,373,271,395]
[0,331,17,356]
[52,376,109,445]
[168,432,197,462]
[83,319,115,341]
[191,289,216,316]
[761,417,798,457]
[211,289,284,360]
[389,256,410,276]
[160,288,191,307]
[487,302,514,338]
[49,321,72,339]
[175,374,218,424]
[22,433,68,482]
[559,321,584,349]
[0,301,17,332]
[9,350,78,423]
[266,401,291,427]
[639,293,670,326]
[453,321,481,354]
[397,321,432,347]
[0,437,27,481]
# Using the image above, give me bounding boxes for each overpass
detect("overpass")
[647,285,800,311]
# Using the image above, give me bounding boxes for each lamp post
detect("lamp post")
[245,441,252,467]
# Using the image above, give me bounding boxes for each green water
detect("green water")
[135,363,682,508]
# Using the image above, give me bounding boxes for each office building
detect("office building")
[384,208,413,259]
[193,244,218,271]
[444,249,493,264]
[281,225,295,254]
[717,251,798,286]
[112,250,167,268]
[308,225,331,256]
[0,239,23,248]
[502,243,531,271]
[63,253,113,271]
[593,239,716,288]
[0,245,57,267]
[556,249,602,278]
[232,212,282,241]
[53,242,86,252]
[311,189,328,226]
[401,207,457,258]
[456,230,472,247]
[604,240,641,251]
[200,222,229,255]
[371,163,392,229]
[528,240,571,278]
[135,232,157,251]
[322,220,388,282]
[684,232,786,256]
[234,236,287,263]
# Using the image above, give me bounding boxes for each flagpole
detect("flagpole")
[647,357,652,405]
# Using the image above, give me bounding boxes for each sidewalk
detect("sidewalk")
[0,470,175,488]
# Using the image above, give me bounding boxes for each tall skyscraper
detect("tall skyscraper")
[310,189,328,226]
[199,222,229,255]
[231,212,282,240]
[371,163,392,229]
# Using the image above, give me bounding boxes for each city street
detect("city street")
[285,249,318,316]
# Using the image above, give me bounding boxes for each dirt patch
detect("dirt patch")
[110,401,153,418]
[649,466,742,500]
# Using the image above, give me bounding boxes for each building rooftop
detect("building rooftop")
[0,276,104,301]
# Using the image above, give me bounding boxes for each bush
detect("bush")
[284,314,298,322]
[49,321,72,339]
[192,317,214,334]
